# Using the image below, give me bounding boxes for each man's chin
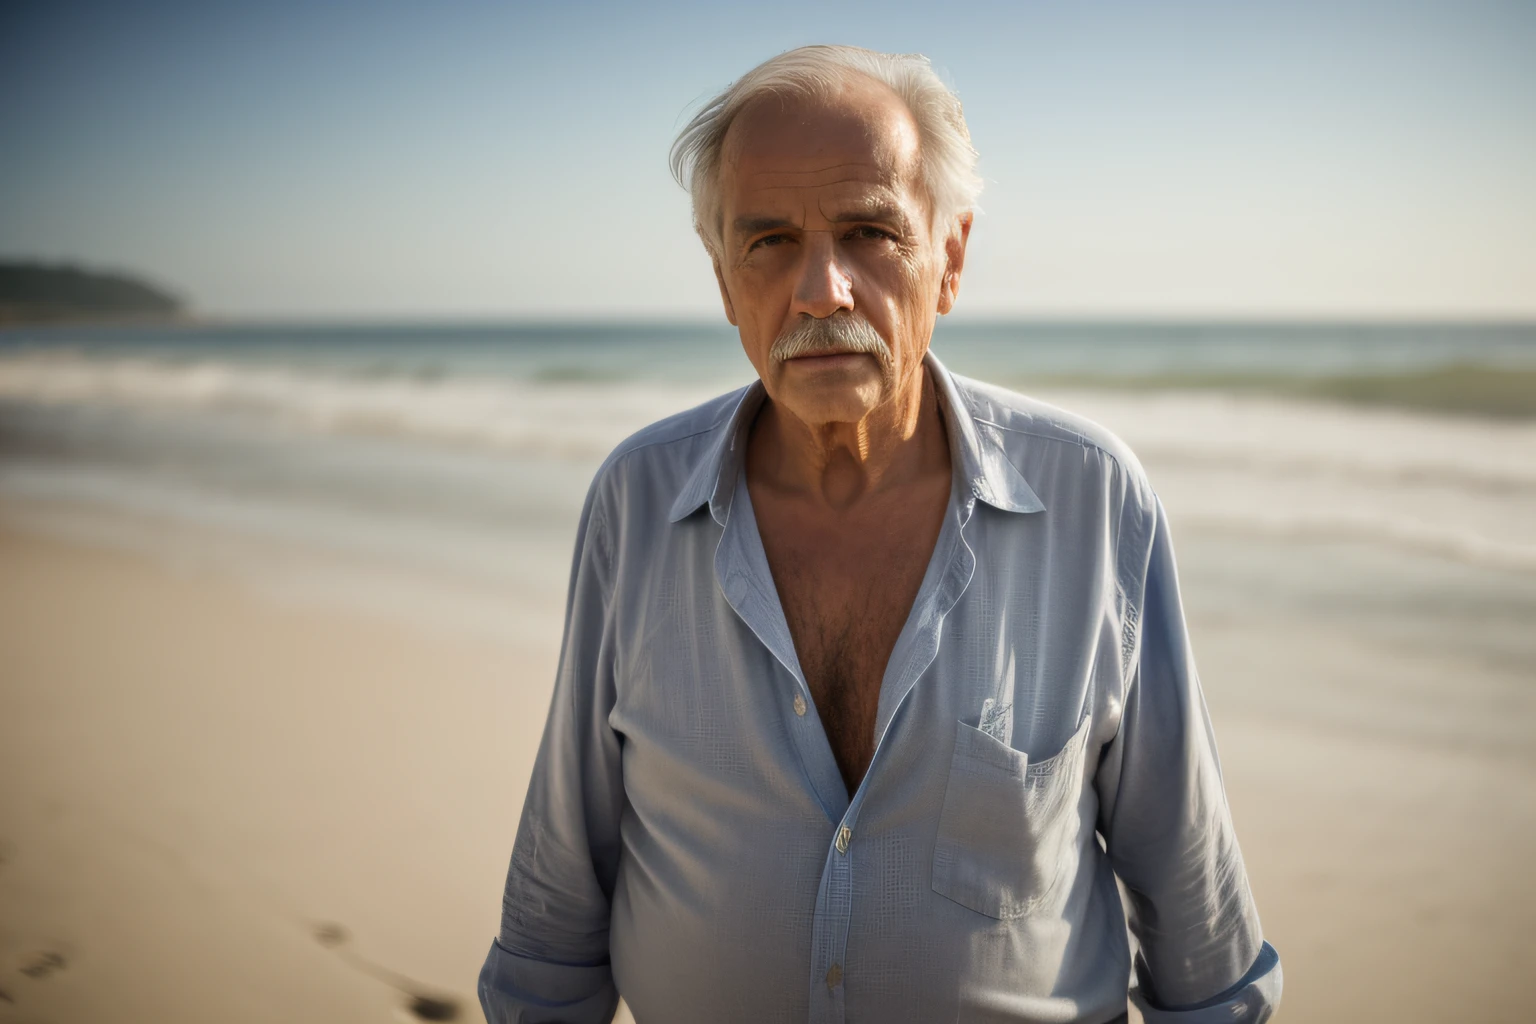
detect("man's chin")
[768,370,885,427]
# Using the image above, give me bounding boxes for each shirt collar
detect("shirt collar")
[667,349,1045,525]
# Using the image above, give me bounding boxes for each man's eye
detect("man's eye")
[747,234,789,251]
[849,225,897,242]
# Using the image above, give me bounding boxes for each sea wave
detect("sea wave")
[4,350,1536,494]
[3,352,1535,576]
[1032,388,1536,494]
[0,350,722,460]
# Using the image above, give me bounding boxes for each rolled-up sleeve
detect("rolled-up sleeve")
[479,483,625,1024]
[1096,494,1283,1021]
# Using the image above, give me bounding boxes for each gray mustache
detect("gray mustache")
[769,316,891,365]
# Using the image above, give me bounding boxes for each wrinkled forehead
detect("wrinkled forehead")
[719,81,926,220]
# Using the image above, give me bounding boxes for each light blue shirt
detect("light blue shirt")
[479,352,1281,1024]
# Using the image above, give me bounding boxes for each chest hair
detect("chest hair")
[774,544,931,795]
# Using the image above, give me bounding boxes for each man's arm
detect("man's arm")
[479,485,625,1024]
[1095,495,1282,1022]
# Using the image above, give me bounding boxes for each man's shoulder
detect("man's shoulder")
[584,384,750,512]
[604,385,747,465]
[949,371,1155,503]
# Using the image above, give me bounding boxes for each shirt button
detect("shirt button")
[835,826,852,855]
[793,693,807,717]
[825,962,843,990]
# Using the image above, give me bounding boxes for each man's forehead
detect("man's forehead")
[725,81,918,168]
[721,82,924,225]
[739,161,898,192]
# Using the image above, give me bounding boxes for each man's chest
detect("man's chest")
[750,493,946,792]
[613,485,1125,792]
[767,532,927,690]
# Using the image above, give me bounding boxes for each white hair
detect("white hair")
[669,44,983,264]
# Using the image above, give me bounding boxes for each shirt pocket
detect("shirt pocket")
[931,713,1092,919]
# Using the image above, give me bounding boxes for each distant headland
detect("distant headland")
[0,261,186,325]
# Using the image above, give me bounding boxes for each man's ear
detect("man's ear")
[936,212,973,316]
[713,259,738,326]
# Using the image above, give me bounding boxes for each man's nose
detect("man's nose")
[791,231,854,318]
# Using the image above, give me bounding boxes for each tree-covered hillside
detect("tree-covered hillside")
[0,262,185,324]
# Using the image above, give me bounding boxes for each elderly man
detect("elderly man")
[479,45,1281,1024]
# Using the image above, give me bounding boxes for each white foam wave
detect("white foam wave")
[0,351,722,460]
[1033,388,1536,495]
[7,354,1536,488]
[5,353,1536,573]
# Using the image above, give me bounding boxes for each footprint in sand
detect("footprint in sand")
[17,951,67,981]
[405,994,459,1021]
[310,921,461,1022]
[0,946,69,1010]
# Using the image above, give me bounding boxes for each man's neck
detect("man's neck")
[747,363,951,512]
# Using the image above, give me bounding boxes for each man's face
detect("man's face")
[713,77,969,429]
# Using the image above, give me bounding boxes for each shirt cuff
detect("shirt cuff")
[477,937,619,1024]
[1131,941,1282,1023]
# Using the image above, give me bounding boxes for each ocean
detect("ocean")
[1,320,1534,626]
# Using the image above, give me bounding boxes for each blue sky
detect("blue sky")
[2,0,1532,320]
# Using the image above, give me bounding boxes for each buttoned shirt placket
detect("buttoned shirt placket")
[713,454,981,1024]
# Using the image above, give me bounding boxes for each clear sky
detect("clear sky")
[2,0,1533,320]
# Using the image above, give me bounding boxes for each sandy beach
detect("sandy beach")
[3,483,1533,1022]
[0,508,556,1022]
